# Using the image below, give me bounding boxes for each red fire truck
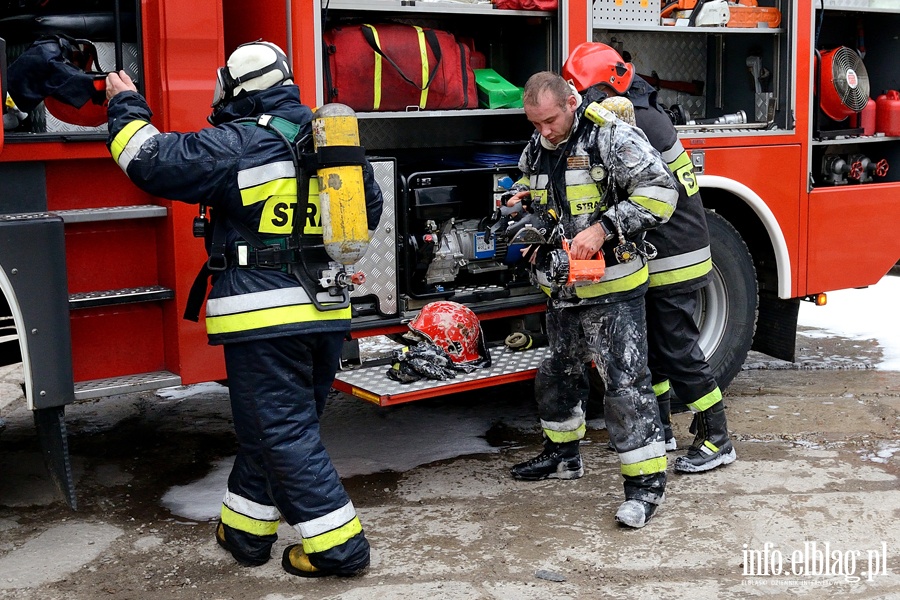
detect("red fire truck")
[1,0,898,508]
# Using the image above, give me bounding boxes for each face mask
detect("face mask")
[211,66,234,112]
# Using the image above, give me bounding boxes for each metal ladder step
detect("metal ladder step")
[69,285,174,310]
[54,205,167,224]
[74,370,182,401]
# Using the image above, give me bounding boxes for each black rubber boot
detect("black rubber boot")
[282,544,369,578]
[215,521,273,567]
[510,440,584,481]
[615,497,663,529]
[674,401,737,473]
[657,392,676,451]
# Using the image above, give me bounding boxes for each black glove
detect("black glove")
[385,343,460,384]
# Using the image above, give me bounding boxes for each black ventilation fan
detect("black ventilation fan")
[819,46,870,121]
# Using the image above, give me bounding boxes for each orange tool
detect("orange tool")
[549,238,606,286]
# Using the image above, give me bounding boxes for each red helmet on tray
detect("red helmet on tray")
[408,301,490,366]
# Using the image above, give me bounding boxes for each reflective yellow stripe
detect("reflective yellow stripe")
[621,456,667,477]
[224,490,280,520]
[540,263,648,299]
[567,183,602,201]
[296,502,358,538]
[240,178,297,206]
[688,387,723,413]
[221,505,280,536]
[206,304,351,335]
[619,441,666,465]
[567,183,603,216]
[632,194,675,220]
[653,380,670,397]
[110,120,147,163]
[704,440,720,453]
[649,257,712,287]
[414,26,429,108]
[572,263,648,299]
[532,188,548,204]
[669,152,700,197]
[364,25,383,110]
[543,423,586,444]
[584,101,612,126]
[238,160,294,188]
[301,516,363,554]
[110,120,160,172]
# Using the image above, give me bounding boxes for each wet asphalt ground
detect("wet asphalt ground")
[0,316,899,599]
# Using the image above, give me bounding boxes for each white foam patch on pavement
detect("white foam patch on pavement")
[159,393,538,521]
[156,381,228,400]
[160,457,232,521]
[859,441,900,463]
[0,522,123,589]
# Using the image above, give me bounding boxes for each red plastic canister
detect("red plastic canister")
[849,98,876,135]
[875,90,900,136]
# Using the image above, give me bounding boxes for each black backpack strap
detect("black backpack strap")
[360,24,442,92]
[184,262,212,322]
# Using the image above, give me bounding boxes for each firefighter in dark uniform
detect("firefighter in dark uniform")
[562,43,737,473]
[508,72,679,528]
[105,41,382,577]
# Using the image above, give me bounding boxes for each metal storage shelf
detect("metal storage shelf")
[812,134,900,146]
[821,0,900,13]
[678,127,794,138]
[327,0,552,16]
[356,108,523,119]
[593,23,784,33]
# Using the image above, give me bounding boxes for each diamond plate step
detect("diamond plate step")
[69,285,174,310]
[74,370,182,401]
[333,345,549,406]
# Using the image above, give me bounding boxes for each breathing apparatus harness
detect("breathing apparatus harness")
[529,101,658,291]
[581,101,657,264]
[184,113,367,321]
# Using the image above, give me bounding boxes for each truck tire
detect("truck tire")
[695,210,758,391]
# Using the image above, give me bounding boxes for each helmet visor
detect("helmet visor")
[211,67,229,108]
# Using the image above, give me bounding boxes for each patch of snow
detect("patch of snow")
[859,442,900,464]
[798,275,900,371]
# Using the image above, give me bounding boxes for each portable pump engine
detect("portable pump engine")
[405,169,529,295]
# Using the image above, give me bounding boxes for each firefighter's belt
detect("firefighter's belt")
[232,242,299,269]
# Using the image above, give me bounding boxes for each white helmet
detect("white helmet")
[211,41,293,110]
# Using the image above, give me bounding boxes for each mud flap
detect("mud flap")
[0,214,76,508]
[33,405,77,510]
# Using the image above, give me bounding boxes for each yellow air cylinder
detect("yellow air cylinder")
[311,103,369,265]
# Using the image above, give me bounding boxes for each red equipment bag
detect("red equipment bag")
[492,0,558,9]
[323,23,477,112]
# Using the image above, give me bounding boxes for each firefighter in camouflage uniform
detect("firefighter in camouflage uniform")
[507,72,679,528]
[563,43,737,473]
[105,41,382,577]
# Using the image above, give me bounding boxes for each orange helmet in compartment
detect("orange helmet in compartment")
[562,42,634,94]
